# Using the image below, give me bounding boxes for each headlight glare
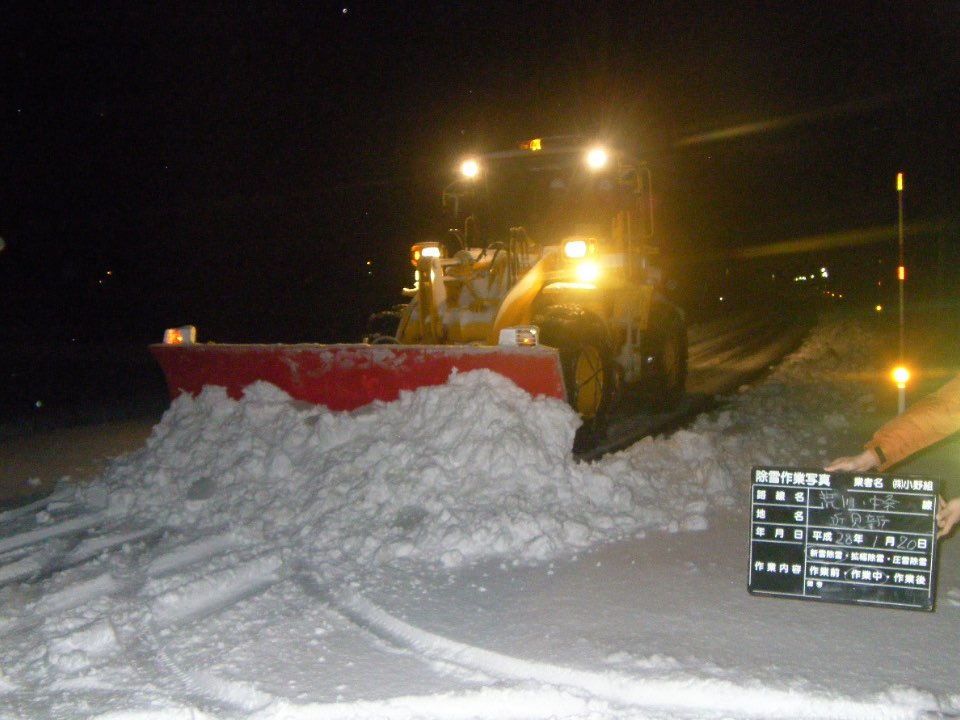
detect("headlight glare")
[575,261,600,283]
[563,239,588,259]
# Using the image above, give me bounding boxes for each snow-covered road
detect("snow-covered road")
[1,307,958,719]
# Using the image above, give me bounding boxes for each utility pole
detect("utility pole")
[896,172,907,415]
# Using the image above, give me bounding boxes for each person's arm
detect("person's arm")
[865,374,960,470]
[824,448,881,473]
[938,497,960,538]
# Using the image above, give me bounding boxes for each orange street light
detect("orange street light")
[892,365,910,414]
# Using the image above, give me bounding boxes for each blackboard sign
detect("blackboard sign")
[748,466,940,611]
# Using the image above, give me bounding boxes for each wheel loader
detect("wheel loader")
[151,137,686,449]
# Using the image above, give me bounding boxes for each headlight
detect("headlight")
[575,261,601,283]
[586,146,609,170]
[563,239,589,259]
[460,159,480,179]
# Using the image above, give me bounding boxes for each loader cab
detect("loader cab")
[443,138,653,260]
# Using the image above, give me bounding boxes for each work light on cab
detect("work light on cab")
[563,239,589,259]
[586,146,609,170]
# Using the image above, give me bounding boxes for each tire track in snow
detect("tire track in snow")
[0,511,109,555]
[121,622,275,715]
[1,533,281,713]
[0,486,76,523]
[257,687,604,720]
[0,529,256,642]
[109,555,284,715]
[149,554,282,628]
[315,586,940,720]
[145,532,243,577]
[0,492,279,716]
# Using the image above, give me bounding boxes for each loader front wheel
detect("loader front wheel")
[650,311,687,410]
[569,343,608,419]
[536,307,615,451]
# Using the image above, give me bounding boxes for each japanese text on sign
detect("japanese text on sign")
[748,466,940,611]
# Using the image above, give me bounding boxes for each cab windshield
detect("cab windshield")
[456,152,635,248]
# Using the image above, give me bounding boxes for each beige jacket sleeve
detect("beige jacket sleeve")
[865,373,960,471]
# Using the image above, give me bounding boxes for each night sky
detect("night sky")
[2,1,959,345]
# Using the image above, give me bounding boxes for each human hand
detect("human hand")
[937,496,960,539]
[825,449,880,473]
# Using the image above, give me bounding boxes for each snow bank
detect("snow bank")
[81,313,876,572]
[86,370,660,569]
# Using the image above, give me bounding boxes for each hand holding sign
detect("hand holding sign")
[937,496,960,538]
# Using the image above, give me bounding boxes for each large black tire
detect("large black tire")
[535,305,616,452]
[648,308,687,410]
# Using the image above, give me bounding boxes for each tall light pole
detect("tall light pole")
[897,172,905,361]
[896,172,907,414]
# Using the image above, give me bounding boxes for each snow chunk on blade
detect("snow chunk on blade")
[86,369,716,570]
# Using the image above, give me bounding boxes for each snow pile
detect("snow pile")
[77,314,874,574]
[86,370,700,570]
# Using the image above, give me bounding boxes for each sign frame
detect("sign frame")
[748,465,941,611]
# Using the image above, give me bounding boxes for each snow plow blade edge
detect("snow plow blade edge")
[150,343,566,411]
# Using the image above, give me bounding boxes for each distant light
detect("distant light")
[892,365,910,388]
[342,7,349,14]
[819,267,828,278]
[898,265,905,281]
[897,172,903,192]
[461,159,480,179]
[876,305,883,313]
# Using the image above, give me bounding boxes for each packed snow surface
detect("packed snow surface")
[0,311,958,719]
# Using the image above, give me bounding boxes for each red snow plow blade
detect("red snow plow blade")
[150,343,566,411]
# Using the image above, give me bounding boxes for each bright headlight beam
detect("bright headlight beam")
[575,261,600,283]
[460,159,480,179]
